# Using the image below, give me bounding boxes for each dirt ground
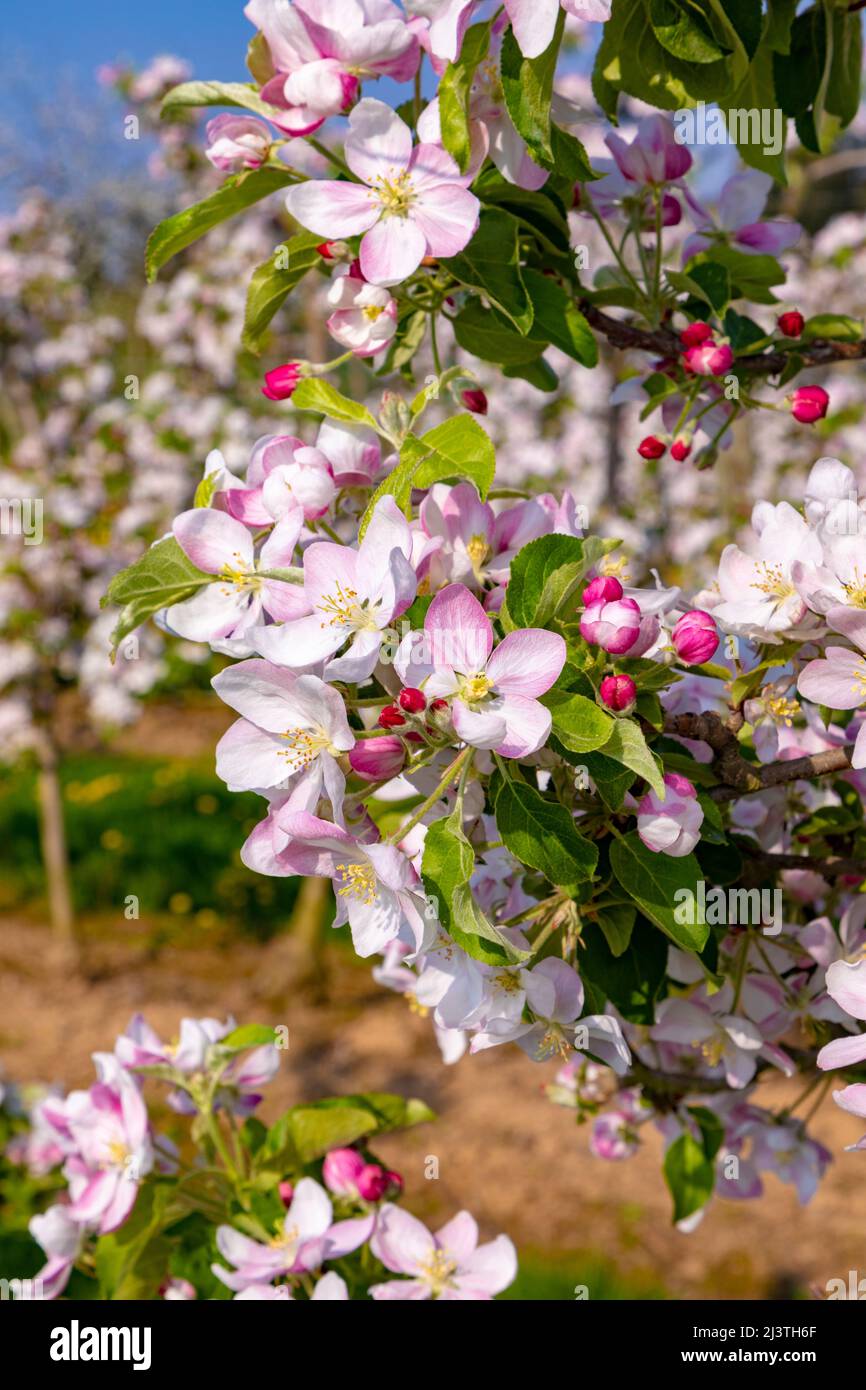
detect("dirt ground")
[1,911,863,1300]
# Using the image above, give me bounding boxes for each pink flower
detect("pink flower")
[285,99,479,286]
[798,607,866,769]
[590,1112,639,1160]
[790,385,829,424]
[683,340,734,376]
[652,998,764,1088]
[670,437,691,462]
[213,1177,372,1290]
[322,1147,395,1200]
[671,609,719,665]
[683,170,801,261]
[817,959,866,1072]
[503,0,610,61]
[461,387,488,414]
[348,733,406,781]
[326,271,398,356]
[204,114,271,171]
[370,1205,517,1299]
[29,1205,84,1300]
[606,113,692,186]
[396,582,566,758]
[680,321,712,349]
[637,772,703,857]
[63,1056,154,1234]
[246,0,419,135]
[580,595,641,655]
[261,362,303,400]
[166,507,308,643]
[600,673,636,713]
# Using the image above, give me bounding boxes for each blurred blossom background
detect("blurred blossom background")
[1,1,866,1300]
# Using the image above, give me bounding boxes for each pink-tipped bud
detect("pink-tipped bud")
[600,673,637,713]
[378,704,406,729]
[461,388,488,415]
[383,1169,403,1197]
[580,596,642,655]
[790,385,829,424]
[638,435,666,460]
[778,310,804,338]
[582,575,623,605]
[278,1180,294,1208]
[317,241,337,259]
[671,609,719,665]
[398,687,426,713]
[356,1164,389,1202]
[683,341,734,376]
[348,736,405,782]
[322,1148,365,1196]
[680,321,713,349]
[670,437,691,462]
[261,362,302,401]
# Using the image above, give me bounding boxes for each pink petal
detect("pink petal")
[173,508,253,574]
[797,650,866,710]
[825,957,866,1021]
[285,180,380,237]
[817,1032,866,1071]
[344,98,413,184]
[370,1203,435,1275]
[360,215,426,286]
[503,0,560,57]
[425,583,492,674]
[486,629,566,697]
[411,184,479,258]
[494,694,552,758]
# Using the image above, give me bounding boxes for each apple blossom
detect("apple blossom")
[637,773,703,857]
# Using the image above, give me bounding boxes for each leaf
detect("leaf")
[160,79,287,123]
[145,168,294,281]
[102,537,214,653]
[442,209,533,333]
[242,232,323,353]
[291,378,379,430]
[360,414,495,537]
[610,831,708,952]
[722,43,788,183]
[523,270,598,365]
[439,21,493,173]
[95,1183,175,1300]
[594,902,637,958]
[220,1024,279,1050]
[598,719,665,798]
[649,0,726,63]
[592,0,741,118]
[503,533,619,629]
[495,778,598,893]
[265,1093,434,1166]
[422,809,528,965]
[802,313,863,344]
[582,750,637,809]
[545,691,614,755]
[663,1130,715,1223]
[452,299,548,368]
[472,167,572,259]
[765,0,798,54]
[500,12,565,165]
[688,247,785,305]
[579,916,666,1022]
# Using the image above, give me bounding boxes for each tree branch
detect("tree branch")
[661,710,854,801]
[735,844,866,881]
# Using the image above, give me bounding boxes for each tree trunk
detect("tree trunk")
[33,729,78,966]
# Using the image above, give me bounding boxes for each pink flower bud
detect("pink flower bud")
[278,1180,294,1208]
[580,597,642,655]
[637,773,703,857]
[778,310,804,338]
[600,673,637,712]
[679,321,713,349]
[671,609,719,664]
[582,575,623,605]
[383,1169,404,1197]
[348,736,405,782]
[790,385,829,424]
[356,1163,389,1201]
[204,114,271,172]
[378,704,406,728]
[670,437,691,462]
[683,341,734,376]
[398,687,426,713]
[460,388,488,415]
[261,362,302,401]
[638,435,666,460]
[322,1147,365,1196]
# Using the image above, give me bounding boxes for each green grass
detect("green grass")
[501,1249,668,1301]
[0,752,299,938]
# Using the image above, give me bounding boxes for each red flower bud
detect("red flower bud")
[378,705,406,728]
[599,673,637,712]
[790,385,829,424]
[398,687,426,713]
[638,435,666,460]
[679,321,713,349]
[278,1180,294,1208]
[778,310,804,338]
[261,362,302,401]
[670,437,691,462]
[460,388,488,415]
[316,241,336,259]
[582,575,623,605]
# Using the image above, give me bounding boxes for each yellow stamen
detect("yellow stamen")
[335,862,377,905]
[370,169,415,218]
[459,673,492,703]
[752,560,794,599]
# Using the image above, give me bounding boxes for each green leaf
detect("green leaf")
[360,414,495,536]
[102,537,214,654]
[722,43,787,183]
[495,778,598,893]
[145,168,294,281]
[452,297,546,367]
[579,916,666,1022]
[442,209,533,333]
[160,79,287,123]
[547,125,598,185]
[594,902,637,957]
[802,313,863,344]
[503,533,619,629]
[723,308,770,353]
[220,1024,279,1050]
[500,12,565,165]
[766,0,798,54]
[598,719,664,798]
[95,1183,175,1300]
[582,750,637,810]
[592,0,741,118]
[523,270,598,365]
[439,21,493,173]
[291,378,379,429]
[610,831,708,952]
[242,232,323,353]
[265,1093,434,1166]
[545,691,614,755]
[663,1130,715,1223]
[649,0,726,63]
[687,247,785,305]
[422,809,528,965]
[472,167,572,259]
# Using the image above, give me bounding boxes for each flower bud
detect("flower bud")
[599,673,637,713]
[278,1180,294,1208]
[349,736,405,781]
[671,609,719,664]
[356,1163,389,1201]
[204,114,271,172]
[378,391,412,441]
[580,596,642,655]
[582,575,623,605]
[638,435,666,460]
[790,385,829,424]
[383,1168,404,1197]
[670,437,691,462]
[460,388,488,415]
[679,320,713,349]
[261,362,302,401]
[378,705,406,729]
[683,341,734,376]
[778,310,804,338]
[398,687,426,713]
[322,1148,364,1196]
